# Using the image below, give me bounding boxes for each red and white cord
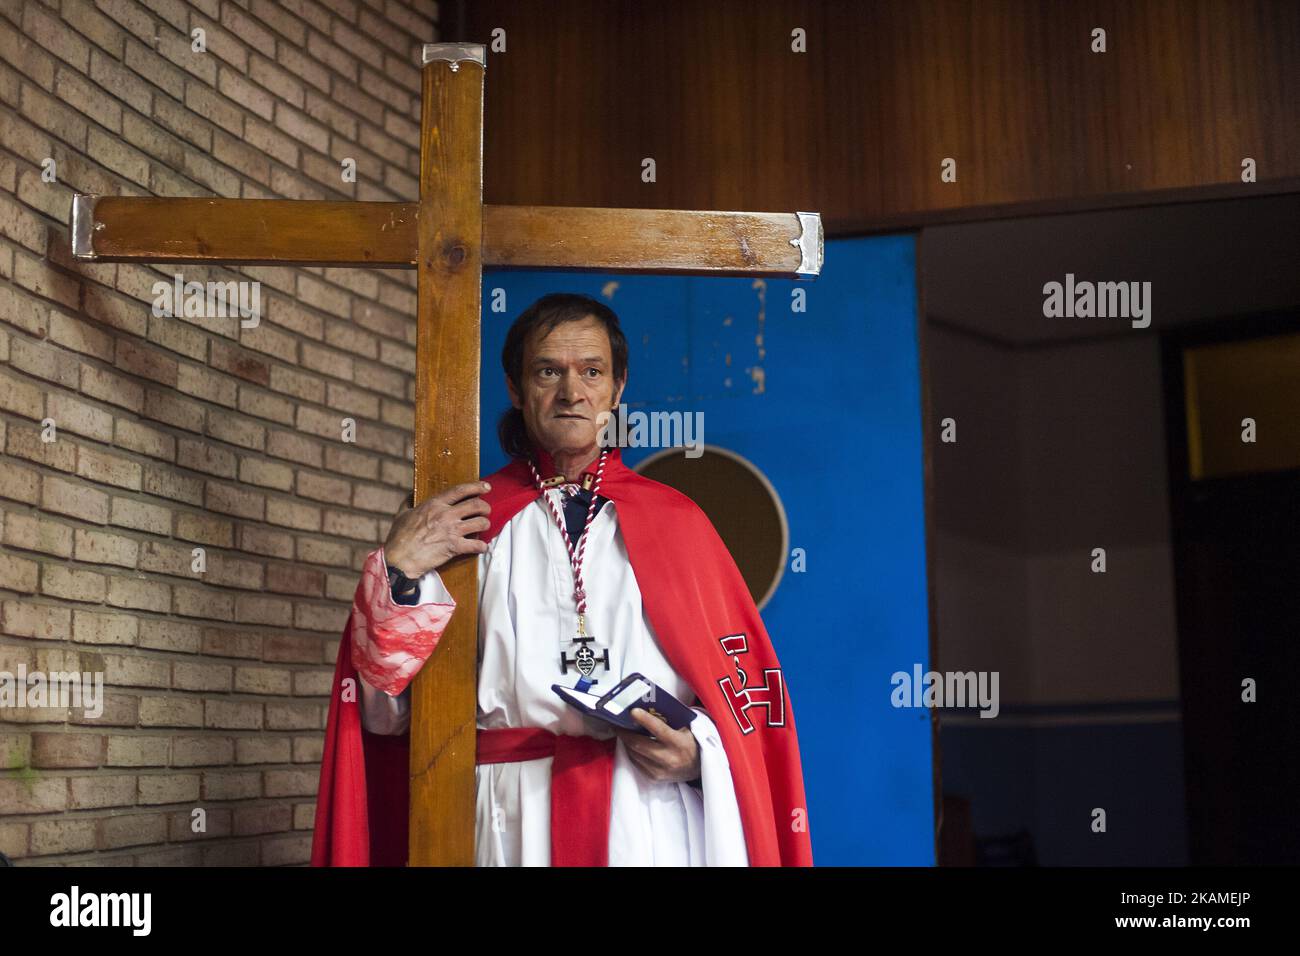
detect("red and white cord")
[528,450,608,615]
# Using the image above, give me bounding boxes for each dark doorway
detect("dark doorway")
[1162,311,1300,865]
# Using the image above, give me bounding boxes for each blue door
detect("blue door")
[481,233,932,864]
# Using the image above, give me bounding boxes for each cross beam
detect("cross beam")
[67,41,823,867]
[70,196,822,276]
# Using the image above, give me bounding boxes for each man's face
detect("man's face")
[507,315,626,460]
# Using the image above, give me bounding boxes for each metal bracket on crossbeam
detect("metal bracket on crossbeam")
[791,211,823,279]
[71,193,98,260]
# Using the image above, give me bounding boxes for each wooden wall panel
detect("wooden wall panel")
[443,0,1300,232]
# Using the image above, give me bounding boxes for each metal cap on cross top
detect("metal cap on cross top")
[422,42,486,69]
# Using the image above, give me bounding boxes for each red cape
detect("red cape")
[311,446,813,866]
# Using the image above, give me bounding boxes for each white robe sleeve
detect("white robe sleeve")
[605,703,749,866]
[684,706,749,865]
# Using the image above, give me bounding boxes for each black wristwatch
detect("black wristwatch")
[386,564,420,602]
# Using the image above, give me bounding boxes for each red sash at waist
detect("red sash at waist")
[476,727,616,867]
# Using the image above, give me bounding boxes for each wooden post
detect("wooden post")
[408,42,486,867]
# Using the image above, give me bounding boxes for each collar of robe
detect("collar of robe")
[528,443,621,491]
[484,445,626,543]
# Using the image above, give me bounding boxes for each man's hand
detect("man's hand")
[382,481,492,578]
[613,708,701,784]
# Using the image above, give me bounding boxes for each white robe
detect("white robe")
[359,492,749,866]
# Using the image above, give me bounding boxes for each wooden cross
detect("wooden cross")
[68,42,823,866]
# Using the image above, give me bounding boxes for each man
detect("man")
[312,293,812,866]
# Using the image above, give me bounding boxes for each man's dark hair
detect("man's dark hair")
[498,292,629,459]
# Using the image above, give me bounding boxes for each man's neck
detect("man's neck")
[549,447,599,481]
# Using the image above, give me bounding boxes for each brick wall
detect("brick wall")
[0,0,437,865]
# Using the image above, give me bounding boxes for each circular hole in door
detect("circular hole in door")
[634,445,788,610]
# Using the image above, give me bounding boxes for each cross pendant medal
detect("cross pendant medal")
[561,613,609,681]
